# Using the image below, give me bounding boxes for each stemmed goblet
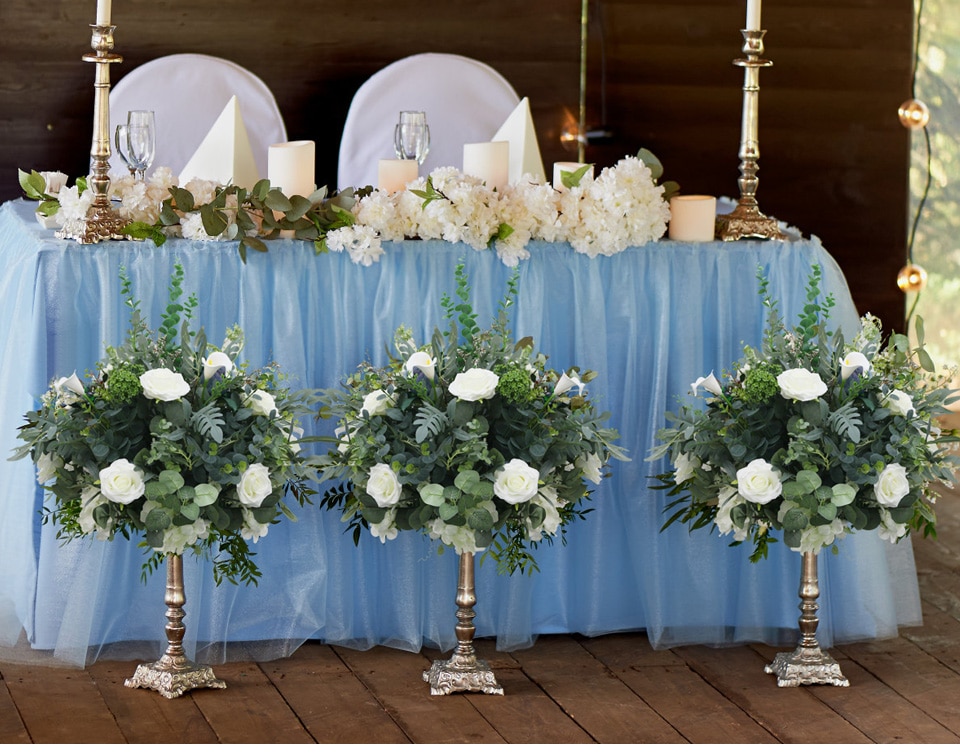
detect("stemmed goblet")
[115,110,156,181]
[394,110,430,165]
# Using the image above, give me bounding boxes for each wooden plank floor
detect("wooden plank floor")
[3,485,959,744]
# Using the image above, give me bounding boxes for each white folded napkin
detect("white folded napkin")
[491,97,546,184]
[179,95,260,189]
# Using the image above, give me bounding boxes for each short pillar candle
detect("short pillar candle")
[462,141,510,191]
[668,195,717,242]
[377,159,418,193]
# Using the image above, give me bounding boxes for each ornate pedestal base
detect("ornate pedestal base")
[124,554,227,699]
[716,201,786,242]
[423,552,503,696]
[765,551,849,687]
[764,646,849,688]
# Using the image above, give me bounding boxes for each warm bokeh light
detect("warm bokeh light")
[897,263,928,292]
[898,98,931,130]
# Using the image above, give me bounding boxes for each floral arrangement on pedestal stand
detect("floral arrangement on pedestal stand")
[11,264,321,698]
[315,263,628,695]
[648,265,960,687]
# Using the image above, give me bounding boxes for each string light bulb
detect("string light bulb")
[898,98,930,130]
[897,263,928,293]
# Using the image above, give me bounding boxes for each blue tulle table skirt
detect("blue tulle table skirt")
[0,199,921,667]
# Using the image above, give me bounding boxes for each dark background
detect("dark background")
[0,1,913,330]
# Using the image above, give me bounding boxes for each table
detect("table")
[0,199,922,667]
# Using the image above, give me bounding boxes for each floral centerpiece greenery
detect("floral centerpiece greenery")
[648,265,960,560]
[19,147,671,266]
[314,263,629,575]
[11,263,321,585]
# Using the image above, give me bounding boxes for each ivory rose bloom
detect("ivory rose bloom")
[366,463,402,507]
[874,463,910,507]
[777,368,828,401]
[140,368,190,401]
[361,389,393,416]
[450,368,499,401]
[245,389,277,417]
[840,351,871,381]
[237,462,273,507]
[98,458,145,505]
[403,351,436,381]
[883,390,914,417]
[493,458,540,504]
[736,458,783,504]
[203,351,235,380]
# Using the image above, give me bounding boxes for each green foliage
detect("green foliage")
[316,261,628,575]
[12,266,323,585]
[649,267,960,560]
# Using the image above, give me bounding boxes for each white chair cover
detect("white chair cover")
[337,53,520,191]
[109,53,287,182]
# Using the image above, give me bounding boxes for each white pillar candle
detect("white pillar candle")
[462,141,510,191]
[552,161,594,191]
[377,159,418,194]
[668,195,717,242]
[96,0,112,25]
[268,140,316,198]
[746,0,761,31]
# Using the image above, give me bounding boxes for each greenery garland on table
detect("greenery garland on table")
[314,262,630,575]
[11,262,322,585]
[648,265,960,560]
[19,147,675,265]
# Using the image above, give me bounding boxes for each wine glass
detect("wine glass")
[394,110,430,165]
[115,110,156,181]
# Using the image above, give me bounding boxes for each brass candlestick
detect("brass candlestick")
[124,554,227,698]
[764,551,849,687]
[423,552,503,695]
[716,29,787,242]
[57,24,128,244]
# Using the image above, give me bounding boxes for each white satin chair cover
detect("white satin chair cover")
[109,53,287,182]
[337,53,520,191]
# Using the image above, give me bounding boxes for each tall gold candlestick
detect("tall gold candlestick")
[57,24,127,244]
[716,29,786,242]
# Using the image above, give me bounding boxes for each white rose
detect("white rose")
[403,351,436,381]
[203,351,235,380]
[36,453,59,484]
[673,452,697,484]
[241,509,270,543]
[554,371,585,397]
[493,458,540,504]
[369,508,400,543]
[99,458,145,505]
[237,462,273,507]
[874,463,910,507]
[366,462,402,507]
[715,487,750,542]
[840,351,871,381]
[691,372,722,398]
[736,458,783,504]
[246,389,277,417]
[883,390,914,417]
[777,368,828,402]
[449,368,499,401]
[361,390,393,417]
[140,368,191,401]
[54,372,85,405]
[578,452,604,485]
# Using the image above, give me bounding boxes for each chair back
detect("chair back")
[337,53,520,191]
[109,53,287,181]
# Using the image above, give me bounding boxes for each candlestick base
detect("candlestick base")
[57,203,128,244]
[717,199,786,242]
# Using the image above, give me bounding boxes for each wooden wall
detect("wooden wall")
[0,1,913,330]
